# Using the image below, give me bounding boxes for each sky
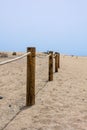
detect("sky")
[0,0,87,56]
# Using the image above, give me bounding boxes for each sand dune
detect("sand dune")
[0,53,87,130]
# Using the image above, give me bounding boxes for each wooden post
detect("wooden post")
[55,52,58,72]
[26,47,36,106]
[58,53,60,68]
[49,51,53,81]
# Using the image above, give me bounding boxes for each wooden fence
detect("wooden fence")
[0,47,60,107]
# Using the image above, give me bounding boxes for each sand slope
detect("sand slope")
[0,54,87,130]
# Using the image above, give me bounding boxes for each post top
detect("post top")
[27,47,36,49]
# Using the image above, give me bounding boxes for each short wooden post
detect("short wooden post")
[26,47,36,106]
[49,51,53,81]
[55,52,58,72]
[58,53,60,68]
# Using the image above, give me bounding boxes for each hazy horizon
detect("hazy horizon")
[0,0,87,56]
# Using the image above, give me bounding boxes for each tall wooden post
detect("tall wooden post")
[26,47,36,106]
[55,52,58,72]
[49,51,53,81]
[58,53,60,68]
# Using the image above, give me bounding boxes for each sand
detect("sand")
[0,53,87,130]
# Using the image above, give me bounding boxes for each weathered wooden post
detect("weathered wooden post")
[55,52,58,72]
[26,47,36,106]
[49,51,53,81]
[58,53,60,68]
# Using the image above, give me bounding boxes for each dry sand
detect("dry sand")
[0,53,87,130]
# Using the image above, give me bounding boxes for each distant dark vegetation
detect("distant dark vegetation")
[12,52,17,56]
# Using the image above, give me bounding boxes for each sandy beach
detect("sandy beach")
[0,53,87,130]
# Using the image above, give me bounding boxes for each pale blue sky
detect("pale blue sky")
[0,0,87,55]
